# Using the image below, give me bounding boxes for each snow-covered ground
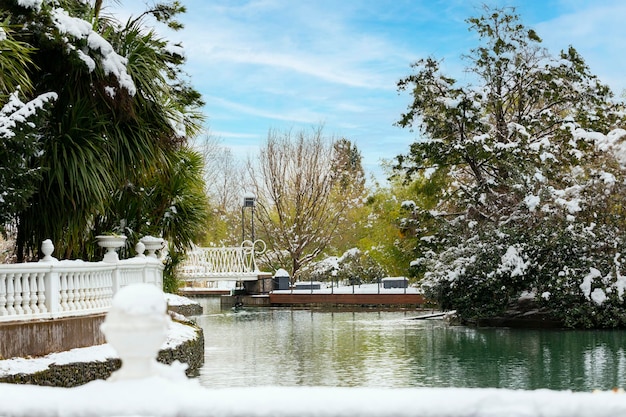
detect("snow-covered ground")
[1,377,625,417]
[0,318,196,377]
[2,291,625,417]
[164,292,204,306]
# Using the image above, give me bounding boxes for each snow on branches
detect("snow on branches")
[48,8,136,96]
[395,6,626,328]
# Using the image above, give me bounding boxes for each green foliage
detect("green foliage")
[334,249,387,285]
[395,6,626,328]
[252,127,366,278]
[353,181,418,278]
[299,248,387,285]
[0,22,34,98]
[2,0,207,263]
[163,242,183,294]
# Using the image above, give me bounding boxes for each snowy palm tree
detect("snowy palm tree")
[2,0,207,261]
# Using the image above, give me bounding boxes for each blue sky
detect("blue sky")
[113,0,626,183]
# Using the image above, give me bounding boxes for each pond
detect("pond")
[192,297,626,391]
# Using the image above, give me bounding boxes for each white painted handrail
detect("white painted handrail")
[177,240,266,280]
[0,240,164,322]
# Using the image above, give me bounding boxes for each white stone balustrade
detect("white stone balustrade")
[0,239,164,322]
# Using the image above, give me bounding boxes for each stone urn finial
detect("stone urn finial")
[96,234,127,262]
[39,239,58,263]
[140,236,165,259]
[135,241,146,258]
[100,284,170,381]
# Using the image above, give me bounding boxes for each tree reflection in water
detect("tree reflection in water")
[194,298,626,391]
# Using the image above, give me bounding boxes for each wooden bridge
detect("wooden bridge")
[177,240,271,293]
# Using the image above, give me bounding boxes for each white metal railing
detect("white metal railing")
[0,240,164,322]
[177,240,266,281]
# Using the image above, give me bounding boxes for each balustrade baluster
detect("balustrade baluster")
[0,273,8,316]
[22,273,37,314]
[92,271,100,308]
[73,272,81,310]
[37,272,47,314]
[67,273,76,311]
[6,273,16,315]
[90,272,96,308]
[86,271,94,308]
[86,272,96,309]
[29,273,40,314]
[68,273,78,310]
[91,272,98,308]
[76,272,84,309]
[21,273,33,315]
[64,273,73,310]
[60,274,69,311]
[100,270,109,307]
[96,270,105,308]
[78,272,87,310]
[104,271,114,307]
[75,272,83,310]
[13,273,24,315]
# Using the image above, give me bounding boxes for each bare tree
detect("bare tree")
[248,126,354,279]
[197,134,244,213]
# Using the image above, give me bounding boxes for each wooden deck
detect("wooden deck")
[269,292,425,307]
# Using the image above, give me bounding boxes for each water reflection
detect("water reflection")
[192,298,626,391]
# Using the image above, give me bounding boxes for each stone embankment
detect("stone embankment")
[0,304,204,387]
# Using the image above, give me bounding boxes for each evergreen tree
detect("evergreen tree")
[395,6,626,327]
[0,17,56,232]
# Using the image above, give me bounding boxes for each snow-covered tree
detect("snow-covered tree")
[0,22,57,230]
[0,90,56,229]
[2,0,207,261]
[395,6,626,327]
[299,247,387,285]
[249,126,364,279]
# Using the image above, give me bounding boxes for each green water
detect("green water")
[193,298,626,391]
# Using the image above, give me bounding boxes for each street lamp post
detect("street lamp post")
[242,193,256,243]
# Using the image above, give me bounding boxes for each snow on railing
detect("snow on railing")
[177,239,266,280]
[0,239,164,322]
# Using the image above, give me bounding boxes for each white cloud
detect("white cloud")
[534,1,626,94]
[106,0,626,184]
[210,131,260,140]
[207,96,323,124]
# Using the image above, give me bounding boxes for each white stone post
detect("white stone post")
[39,239,60,315]
[100,283,171,381]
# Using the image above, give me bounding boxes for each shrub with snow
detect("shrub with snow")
[299,248,388,285]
